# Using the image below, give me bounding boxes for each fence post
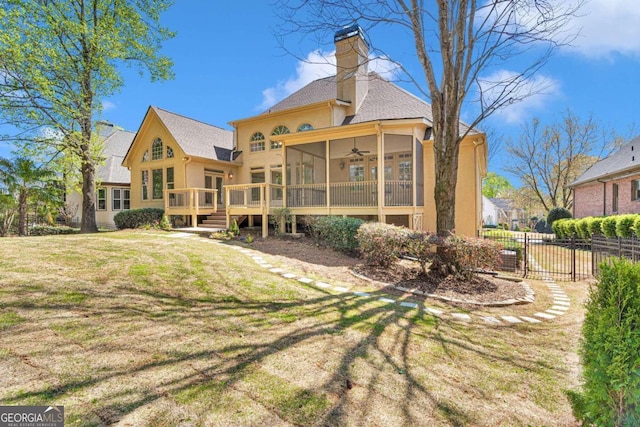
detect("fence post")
[523,232,528,278]
[591,235,595,277]
[571,235,576,282]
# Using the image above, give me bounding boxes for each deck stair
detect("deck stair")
[200,212,226,229]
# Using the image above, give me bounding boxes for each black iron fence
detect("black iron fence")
[481,231,592,281]
[591,234,640,276]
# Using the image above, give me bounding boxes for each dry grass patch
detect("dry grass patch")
[0,230,586,426]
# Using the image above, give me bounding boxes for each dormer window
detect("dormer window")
[271,125,290,149]
[152,138,163,160]
[166,146,174,158]
[297,123,314,132]
[250,132,265,152]
[142,150,149,162]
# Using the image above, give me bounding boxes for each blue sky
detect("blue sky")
[2,0,639,184]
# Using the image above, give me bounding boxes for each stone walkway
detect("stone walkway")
[164,232,572,326]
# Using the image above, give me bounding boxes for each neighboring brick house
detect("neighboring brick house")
[571,135,640,218]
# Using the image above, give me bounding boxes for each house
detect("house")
[571,135,640,218]
[123,25,488,237]
[482,196,526,229]
[122,107,235,229]
[66,122,134,228]
[482,196,527,230]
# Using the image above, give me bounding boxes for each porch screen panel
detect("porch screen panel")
[286,142,327,207]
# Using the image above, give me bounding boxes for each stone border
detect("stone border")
[161,232,572,326]
[349,269,535,307]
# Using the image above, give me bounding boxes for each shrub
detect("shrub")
[159,214,171,231]
[616,214,638,238]
[601,216,618,238]
[534,217,548,233]
[29,225,78,236]
[547,206,572,227]
[563,219,578,238]
[228,218,240,237]
[436,234,502,278]
[403,230,441,274]
[308,216,364,254]
[588,217,604,236]
[569,259,640,426]
[114,208,164,230]
[552,218,569,238]
[633,216,640,239]
[269,207,292,236]
[356,222,408,268]
[576,217,592,239]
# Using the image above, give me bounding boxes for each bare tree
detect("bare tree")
[505,110,610,212]
[276,0,581,235]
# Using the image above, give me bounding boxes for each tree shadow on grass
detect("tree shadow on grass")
[1,267,565,426]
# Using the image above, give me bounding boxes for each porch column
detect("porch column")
[377,126,384,222]
[326,139,331,210]
[191,189,198,227]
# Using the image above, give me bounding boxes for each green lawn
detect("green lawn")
[0,230,585,426]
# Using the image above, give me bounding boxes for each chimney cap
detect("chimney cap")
[334,24,367,45]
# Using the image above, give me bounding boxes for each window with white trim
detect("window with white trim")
[142,150,149,162]
[166,146,174,158]
[632,179,640,201]
[97,188,106,210]
[271,125,289,149]
[152,138,163,160]
[123,189,130,210]
[297,123,313,132]
[113,188,122,210]
[141,170,149,200]
[250,132,265,152]
[152,169,163,199]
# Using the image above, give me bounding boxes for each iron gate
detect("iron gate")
[482,232,592,281]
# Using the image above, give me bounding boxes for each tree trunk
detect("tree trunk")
[18,189,27,236]
[80,154,98,233]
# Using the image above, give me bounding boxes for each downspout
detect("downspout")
[597,179,606,216]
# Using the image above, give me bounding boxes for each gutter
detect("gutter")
[597,179,606,216]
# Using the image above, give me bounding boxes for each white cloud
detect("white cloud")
[102,100,116,111]
[258,49,401,111]
[566,0,640,58]
[477,70,560,124]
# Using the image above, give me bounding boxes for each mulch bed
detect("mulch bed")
[248,235,526,304]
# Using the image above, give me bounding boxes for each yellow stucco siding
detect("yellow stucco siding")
[233,104,333,185]
[421,136,486,236]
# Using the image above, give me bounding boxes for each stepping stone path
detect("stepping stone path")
[173,233,573,326]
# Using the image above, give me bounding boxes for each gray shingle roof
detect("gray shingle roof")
[265,73,434,124]
[571,135,640,186]
[97,130,134,184]
[264,73,480,135]
[153,107,234,161]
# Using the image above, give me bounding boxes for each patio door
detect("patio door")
[205,172,225,206]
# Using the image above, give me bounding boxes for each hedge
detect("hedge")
[306,216,364,254]
[568,259,640,426]
[616,214,638,238]
[29,225,78,236]
[357,222,409,268]
[114,208,165,230]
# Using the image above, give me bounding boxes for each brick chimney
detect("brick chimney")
[334,25,369,116]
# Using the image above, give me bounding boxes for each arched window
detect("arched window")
[142,150,149,162]
[250,132,265,152]
[270,125,289,149]
[297,123,314,132]
[166,146,174,158]
[151,138,163,160]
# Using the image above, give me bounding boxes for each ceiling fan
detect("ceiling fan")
[345,139,370,157]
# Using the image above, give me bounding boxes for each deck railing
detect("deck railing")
[165,188,218,213]
[227,181,413,209]
[226,183,283,209]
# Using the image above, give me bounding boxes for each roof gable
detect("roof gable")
[98,130,134,184]
[152,107,235,161]
[572,135,640,186]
